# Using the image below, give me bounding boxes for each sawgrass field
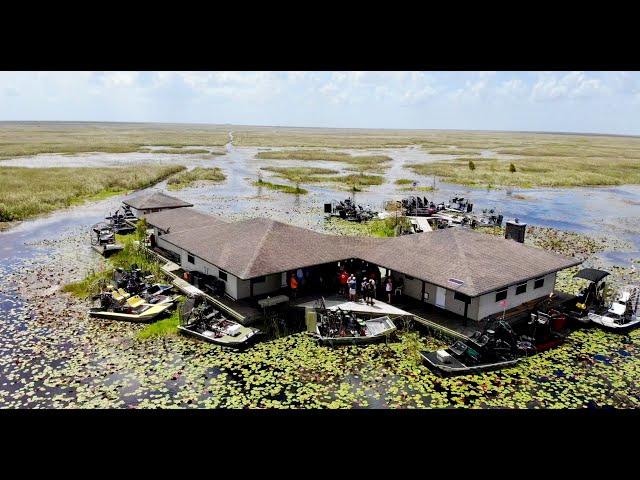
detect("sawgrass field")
[0,164,185,223]
[0,122,230,160]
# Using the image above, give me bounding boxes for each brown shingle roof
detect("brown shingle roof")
[161,218,358,279]
[160,217,580,295]
[143,208,226,234]
[123,191,193,210]
[358,228,581,296]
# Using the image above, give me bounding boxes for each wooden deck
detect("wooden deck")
[146,246,261,325]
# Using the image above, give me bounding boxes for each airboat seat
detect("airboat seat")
[126,296,146,309]
[117,288,131,299]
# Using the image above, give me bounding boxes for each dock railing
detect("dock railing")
[142,245,247,323]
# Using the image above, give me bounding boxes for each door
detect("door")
[435,287,446,308]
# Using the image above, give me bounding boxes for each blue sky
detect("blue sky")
[1,71,639,135]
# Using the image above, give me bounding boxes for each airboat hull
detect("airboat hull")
[316,316,396,346]
[91,244,124,257]
[421,351,519,376]
[178,325,260,348]
[588,314,640,331]
[89,302,173,322]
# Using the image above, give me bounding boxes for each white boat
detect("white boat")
[316,315,396,345]
[588,285,640,331]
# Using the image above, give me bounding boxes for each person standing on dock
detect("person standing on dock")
[290,274,298,299]
[339,269,349,298]
[368,278,376,306]
[385,277,393,304]
[348,274,357,302]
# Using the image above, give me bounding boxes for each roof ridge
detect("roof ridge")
[240,218,279,278]
[452,229,477,293]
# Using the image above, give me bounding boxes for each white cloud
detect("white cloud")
[531,71,609,101]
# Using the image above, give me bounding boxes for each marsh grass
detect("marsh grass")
[139,148,221,155]
[328,217,410,237]
[137,306,182,340]
[407,156,640,188]
[253,179,308,194]
[166,167,226,190]
[255,149,391,171]
[64,234,162,300]
[0,164,185,222]
[260,166,338,183]
[399,186,435,192]
[0,122,231,160]
[62,268,114,299]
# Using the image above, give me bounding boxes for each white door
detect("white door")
[435,287,446,308]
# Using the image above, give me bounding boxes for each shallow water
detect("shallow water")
[1,142,639,408]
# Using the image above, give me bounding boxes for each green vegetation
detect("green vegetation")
[258,167,383,191]
[141,148,216,155]
[260,166,338,183]
[167,167,226,190]
[406,156,640,188]
[399,186,435,192]
[468,159,476,171]
[255,149,391,170]
[64,233,163,300]
[0,164,185,222]
[327,217,410,237]
[394,178,414,185]
[137,307,182,340]
[425,147,482,155]
[253,179,308,194]
[62,268,114,299]
[0,122,230,160]
[509,162,517,173]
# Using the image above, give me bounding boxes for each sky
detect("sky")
[1,71,639,135]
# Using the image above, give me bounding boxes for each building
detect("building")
[150,207,581,322]
[357,228,579,321]
[123,191,194,217]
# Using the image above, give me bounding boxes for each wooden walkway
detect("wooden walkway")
[144,246,253,325]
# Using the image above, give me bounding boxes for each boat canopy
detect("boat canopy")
[574,268,610,283]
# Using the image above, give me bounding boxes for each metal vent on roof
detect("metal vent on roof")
[448,278,464,286]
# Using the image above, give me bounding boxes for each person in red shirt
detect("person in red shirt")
[339,269,349,298]
[289,274,298,299]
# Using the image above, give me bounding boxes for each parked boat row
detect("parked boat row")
[324,198,379,222]
[422,310,568,375]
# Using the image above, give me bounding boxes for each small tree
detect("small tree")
[136,217,148,242]
[509,163,517,173]
[468,160,476,171]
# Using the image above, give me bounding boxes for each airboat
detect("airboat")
[177,296,261,348]
[313,301,396,346]
[90,222,123,256]
[588,285,640,331]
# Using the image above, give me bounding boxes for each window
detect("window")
[454,292,470,303]
[495,289,508,302]
[219,270,228,281]
[515,283,527,295]
[534,277,545,289]
[187,254,194,264]
[251,276,266,284]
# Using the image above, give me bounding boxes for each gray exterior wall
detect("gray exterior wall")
[392,271,557,321]
[476,272,556,320]
[154,238,285,300]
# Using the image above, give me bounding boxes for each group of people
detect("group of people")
[338,267,395,305]
[287,262,399,305]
